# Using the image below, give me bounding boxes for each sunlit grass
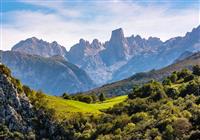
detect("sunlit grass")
[44,95,127,120]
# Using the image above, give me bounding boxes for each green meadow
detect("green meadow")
[45,95,127,120]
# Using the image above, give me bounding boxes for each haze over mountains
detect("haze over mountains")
[85,51,200,97]
[2,25,200,95]
[1,51,94,95]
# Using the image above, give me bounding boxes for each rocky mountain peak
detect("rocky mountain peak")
[28,36,39,42]
[110,28,125,41]
[91,39,103,49]
[11,37,67,57]
[134,35,142,40]
[52,41,59,45]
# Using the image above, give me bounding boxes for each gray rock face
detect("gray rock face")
[67,38,104,66]
[9,25,200,88]
[111,25,200,81]
[174,51,194,63]
[12,37,67,57]
[100,28,129,66]
[66,28,165,85]
[0,69,35,135]
[66,26,200,85]
[1,51,95,95]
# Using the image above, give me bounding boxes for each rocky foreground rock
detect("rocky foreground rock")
[0,65,67,139]
[0,65,36,138]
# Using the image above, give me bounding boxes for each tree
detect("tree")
[99,93,106,102]
[177,69,192,80]
[165,87,179,99]
[193,65,200,76]
[169,73,178,83]
[162,78,172,86]
[91,94,97,102]
[134,81,167,101]
[62,93,71,100]
[172,118,191,138]
[80,96,93,103]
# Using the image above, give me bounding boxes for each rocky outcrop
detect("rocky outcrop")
[12,37,67,57]
[0,65,71,139]
[100,28,129,66]
[0,65,36,138]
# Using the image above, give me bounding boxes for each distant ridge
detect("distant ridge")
[1,51,95,95]
[12,37,67,57]
[84,52,200,97]
[9,25,200,89]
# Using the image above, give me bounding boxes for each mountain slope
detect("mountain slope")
[11,25,200,86]
[0,65,37,138]
[12,37,67,57]
[66,28,163,85]
[112,25,200,81]
[85,52,200,97]
[1,51,95,95]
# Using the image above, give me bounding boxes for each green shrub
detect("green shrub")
[132,81,167,101]
[99,93,106,102]
[62,93,71,100]
[180,79,200,97]
[177,69,192,80]
[131,112,148,123]
[80,96,93,103]
[162,78,172,86]
[192,65,200,76]
[165,87,179,99]
[0,64,11,76]
[168,73,178,83]
[184,75,195,82]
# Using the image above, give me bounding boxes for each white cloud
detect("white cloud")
[1,1,199,51]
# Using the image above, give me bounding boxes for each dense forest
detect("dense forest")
[1,65,200,139]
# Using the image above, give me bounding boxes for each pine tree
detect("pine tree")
[99,93,106,102]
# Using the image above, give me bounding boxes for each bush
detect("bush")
[177,69,192,80]
[131,112,148,123]
[192,65,200,76]
[172,118,191,138]
[162,78,172,86]
[80,96,93,103]
[133,81,167,101]
[62,93,71,100]
[0,64,11,76]
[128,99,148,115]
[180,79,200,97]
[91,94,97,102]
[99,93,106,102]
[165,87,179,99]
[23,85,32,96]
[184,75,195,82]
[168,73,178,83]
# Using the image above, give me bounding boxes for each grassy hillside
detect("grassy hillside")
[2,64,200,139]
[34,94,127,120]
[26,64,200,139]
[84,52,200,97]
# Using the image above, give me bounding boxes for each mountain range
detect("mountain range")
[3,25,200,95]
[1,51,94,95]
[84,51,200,97]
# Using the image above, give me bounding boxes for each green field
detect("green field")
[45,95,127,120]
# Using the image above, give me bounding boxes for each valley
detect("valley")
[1,64,200,139]
[1,1,200,139]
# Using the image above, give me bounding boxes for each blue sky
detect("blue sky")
[1,0,200,50]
